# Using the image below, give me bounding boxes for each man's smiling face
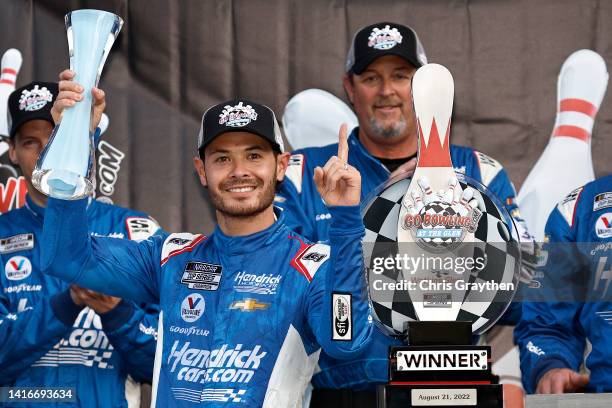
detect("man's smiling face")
[344,55,417,143]
[198,132,284,218]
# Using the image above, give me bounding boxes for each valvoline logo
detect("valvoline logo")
[181,293,205,323]
[596,213,612,239]
[5,255,32,281]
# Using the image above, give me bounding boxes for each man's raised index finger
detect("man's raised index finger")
[337,123,349,162]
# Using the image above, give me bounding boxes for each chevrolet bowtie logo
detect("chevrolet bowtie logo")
[230,298,270,311]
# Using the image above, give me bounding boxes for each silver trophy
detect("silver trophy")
[32,9,123,199]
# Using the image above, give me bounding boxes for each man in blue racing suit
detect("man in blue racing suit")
[516,175,612,393]
[40,71,373,407]
[0,81,161,407]
[276,22,534,406]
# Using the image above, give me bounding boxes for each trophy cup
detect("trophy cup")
[32,9,123,199]
[363,64,520,407]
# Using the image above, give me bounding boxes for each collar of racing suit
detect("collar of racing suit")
[24,193,48,221]
[212,206,289,255]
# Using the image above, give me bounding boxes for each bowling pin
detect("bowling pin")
[99,112,109,135]
[92,113,110,150]
[282,89,358,150]
[397,63,463,322]
[418,177,436,204]
[517,50,608,241]
[0,48,22,156]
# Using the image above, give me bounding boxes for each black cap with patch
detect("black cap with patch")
[197,100,285,156]
[8,81,58,138]
[346,22,428,75]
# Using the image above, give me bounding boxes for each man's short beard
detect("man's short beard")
[369,115,407,139]
[210,177,277,219]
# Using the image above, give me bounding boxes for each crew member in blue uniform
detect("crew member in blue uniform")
[0,81,161,407]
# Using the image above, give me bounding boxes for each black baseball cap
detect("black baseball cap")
[8,81,58,138]
[346,22,428,75]
[197,100,285,156]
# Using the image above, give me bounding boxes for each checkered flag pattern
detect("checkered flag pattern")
[363,177,520,335]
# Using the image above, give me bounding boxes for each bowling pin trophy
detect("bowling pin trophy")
[32,9,123,199]
[362,65,520,407]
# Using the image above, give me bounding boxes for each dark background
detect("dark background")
[1,0,611,233]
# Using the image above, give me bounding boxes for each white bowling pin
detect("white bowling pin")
[397,63,461,322]
[411,189,424,213]
[517,49,608,241]
[99,113,109,135]
[0,49,22,137]
[446,178,458,204]
[0,49,22,158]
[282,89,358,150]
[417,177,435,204]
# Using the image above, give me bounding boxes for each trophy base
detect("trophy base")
[382,321,502,408]
[32,168,93,200]
[377,383,503,408]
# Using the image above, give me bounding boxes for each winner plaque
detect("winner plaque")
[362,64,521,408]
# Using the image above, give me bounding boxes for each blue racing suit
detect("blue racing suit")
[0,195,161,407]
[40,198,373,407]
[276,127,523,390]
[515,174,612,393]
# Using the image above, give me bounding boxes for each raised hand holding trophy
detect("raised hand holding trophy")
[32,10,122,199]
[363,64,521,407]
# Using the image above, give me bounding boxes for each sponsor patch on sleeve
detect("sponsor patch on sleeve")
[126,217,160,241]
[181,261,222,291]
[332,293,352,341]
[291,241,330,282]
[161,233,207,266]
[473,151,502,187]
[284,154,305,194]
[0,233,34,254]
[594,192,612,212]
[557,186,583,227]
